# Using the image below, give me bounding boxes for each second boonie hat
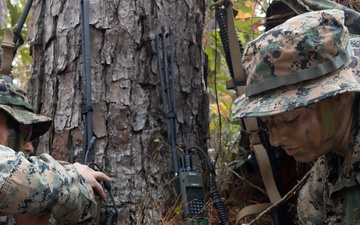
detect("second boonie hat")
[0,79,52,140]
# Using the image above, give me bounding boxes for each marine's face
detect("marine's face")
[259,94,354,162]
[0,112,34,154]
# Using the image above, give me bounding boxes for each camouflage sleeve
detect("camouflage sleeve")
[0,145,97,224]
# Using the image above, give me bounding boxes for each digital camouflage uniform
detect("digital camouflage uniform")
[0,149,97,224]
[0,80,97,224]
[232,10,360,224]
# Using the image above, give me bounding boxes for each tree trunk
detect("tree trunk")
[28,0,208,224]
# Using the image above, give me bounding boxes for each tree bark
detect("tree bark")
[28,0,208,224]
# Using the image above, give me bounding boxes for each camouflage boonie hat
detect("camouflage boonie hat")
[0,79,52,140]
[232,9,360,118]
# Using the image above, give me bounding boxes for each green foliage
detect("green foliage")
[7,0,23,28]
[1,0,26,39]
[204,0,267,171]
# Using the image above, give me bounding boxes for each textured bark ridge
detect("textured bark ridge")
[28,0,208,223]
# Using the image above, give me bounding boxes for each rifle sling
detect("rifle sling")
[0,29,15,78]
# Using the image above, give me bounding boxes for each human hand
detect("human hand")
[73,162,111,199]
[14,213,51,225]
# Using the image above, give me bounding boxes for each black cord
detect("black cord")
[188,146,215,177]
[211,189,229,225]
[87,162,118,225]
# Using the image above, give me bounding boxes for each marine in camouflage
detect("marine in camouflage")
[231,9,360,225]
[0,80,98,224]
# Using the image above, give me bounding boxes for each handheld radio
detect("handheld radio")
[156,28,229,225]
[179,117,208,225]
[156,31,208,225]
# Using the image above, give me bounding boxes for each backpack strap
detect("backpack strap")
[236,203,272,224]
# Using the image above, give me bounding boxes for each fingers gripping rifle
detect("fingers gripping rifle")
[0,0,33,83]
[210,1,294,224]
